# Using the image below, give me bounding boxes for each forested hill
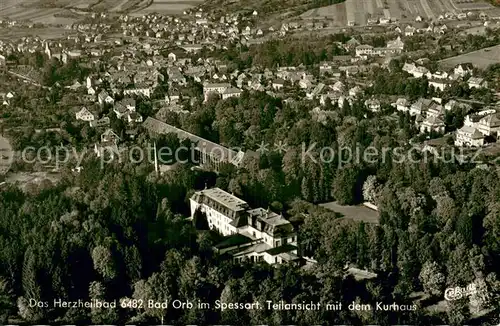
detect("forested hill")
[203,0,345,17]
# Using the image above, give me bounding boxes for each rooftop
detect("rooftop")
[266,243,297,256]
[214,233,254,250]
[247,208,290,227]
[143,117,244,164]
[197,187,248,212]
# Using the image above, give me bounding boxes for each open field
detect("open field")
[0,26,70,40]
[0,0,80,25]
[129,0,204,16]
[439,44,500,70]
[319,201,380,224]
[0,0,203,24]
[300,0,496,26]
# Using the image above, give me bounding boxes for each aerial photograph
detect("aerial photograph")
[0,0,499,324]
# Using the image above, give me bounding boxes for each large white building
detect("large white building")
[75,107,95,122]
[203,83,231,102]
[455,126,484,147]
[190,188,300,265]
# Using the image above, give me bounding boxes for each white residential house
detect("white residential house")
[203,82,231,102]
[319,61,334,75]
[427,103,445,117]
[395,98,409,112]
[121,97,136,111]
[101,129,120,143]
[167,52,177,62]
[299,79,313,89]
[355,45,374,57]
[410,98,433,116]
[272,79,285,91]
[319,92,340,106]
[476,114,500,136]
[420,115,445,134]
[380,17,390,24]
[75,107,95,122]
[113,102,128,119]
[455,126,485,147]
[454,63,474,78]
[306,83,326,100]
[124,87,151,98]
[125,111,143,124]
[332,81,345,93]
[467,77,487,89]
[405,26,416,36]
[98,90,114,105]
[349,86,362,98]
[365,98,381,112]
[387,36,404,51]
[429,79,449,92]
[427,71,449,80]
[403,63,429,78]
[189,188,299,265]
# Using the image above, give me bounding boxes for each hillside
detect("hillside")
[203,0,345,17]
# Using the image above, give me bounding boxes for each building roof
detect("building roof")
[143,117,245,164]
[203,82,231,89]
[458,126,484,139]
[480,113,500,127]
[266,244,297,256]
[121,97,136,107]
[424,115,445,125]
[77,107,93,115]
[468,77,484,84]
[195,187,248,212]
[223,87,242,94]
[356,44,374,49]
[396,98,409,106]
[246,208,289,227]
[456,62,474,70]
[114,102,128,114]
[246,207,295,237]
[232,242,271,256]
[214,233,254,250]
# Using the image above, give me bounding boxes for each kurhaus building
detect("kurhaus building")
[190,188,300,265]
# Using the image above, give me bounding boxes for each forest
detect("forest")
[1,30,500,325]
[1,84,500,324]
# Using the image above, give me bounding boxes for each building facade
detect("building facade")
[190,188,300,265]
